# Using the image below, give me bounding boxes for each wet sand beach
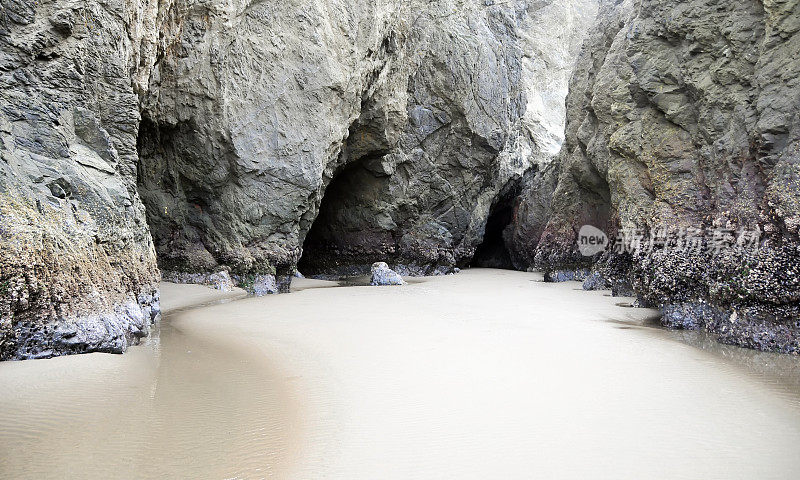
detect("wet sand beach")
[2,269,800,479]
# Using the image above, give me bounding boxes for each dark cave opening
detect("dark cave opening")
[297,103,398,278]
[297,171,349,276]
[470,197,516,270]
[297,158,389,277]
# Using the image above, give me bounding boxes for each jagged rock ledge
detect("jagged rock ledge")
[508,0,800,354]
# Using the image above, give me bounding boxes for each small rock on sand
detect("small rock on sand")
[370,262,406,286]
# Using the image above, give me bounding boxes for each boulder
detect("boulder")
[370,263,406,286]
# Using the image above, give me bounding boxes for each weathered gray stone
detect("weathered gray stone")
[582,271,609,291]
[136,0,597,279]
[370,262,406,286]
[511,0,800,353]
[15,0,798,358]
[0,0,595,359]
[546,269,590,283]
[162,270,235,292]
[0,0,163,360]
[250,275,279,297]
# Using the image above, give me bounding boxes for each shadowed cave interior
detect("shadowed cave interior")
[469,196,515,270]
[299,158,518,276]
[298,157,392,277]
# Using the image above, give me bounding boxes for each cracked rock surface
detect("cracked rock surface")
[14,0,800,358]
[0,0,162,359]
[1,0,594,358]
[370,262,406,286]
[137,0,596,278]
[510,0,800,353]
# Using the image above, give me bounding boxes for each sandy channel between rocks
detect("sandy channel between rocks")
[2,269,800,479]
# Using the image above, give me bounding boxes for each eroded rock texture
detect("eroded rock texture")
[0,0,162,359]
[137,0,596,278]
[510,0,800,353]
[1,0,595,358]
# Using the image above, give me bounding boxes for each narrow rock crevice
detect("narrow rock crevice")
[469,189,518,270]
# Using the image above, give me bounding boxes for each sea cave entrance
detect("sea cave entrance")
[297,167,353,276]
[469,195,516,270]
[298,101,398,277]
[297,158,389,277]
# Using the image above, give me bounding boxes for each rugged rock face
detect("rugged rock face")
[4,0,798,359]
[510,0,800,353]
[137,0,597,279]
[0,0,163,359]
[1,0,595,358]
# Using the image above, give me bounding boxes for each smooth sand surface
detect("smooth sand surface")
[0,283,297,479]
[289,277,341,292]
[159,281,249,314]
[2,269,800,479]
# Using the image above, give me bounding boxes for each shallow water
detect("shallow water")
[0,286,297,479]
[1,270,800,479]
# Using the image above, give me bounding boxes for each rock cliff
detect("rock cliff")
[137,0,596,279]
[4,0,797,359]
[510,0,800,353]
[0,0,162,359]
[1,0,594,358]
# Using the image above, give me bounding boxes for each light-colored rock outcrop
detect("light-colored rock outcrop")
[138,0,597,278]
[370,262,406,286]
